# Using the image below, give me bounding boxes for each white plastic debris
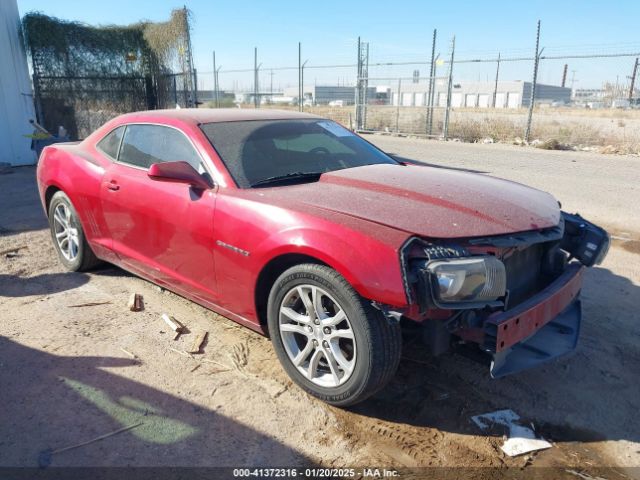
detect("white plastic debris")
[471,409,552,457]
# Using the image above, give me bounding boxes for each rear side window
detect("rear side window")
[118,125,203,170]
[96,126,124,159]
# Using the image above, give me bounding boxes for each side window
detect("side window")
[118,125,203,171]
[96,126,125,160]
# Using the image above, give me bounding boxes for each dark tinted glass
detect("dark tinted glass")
[119,125,202,170]
[200,119,397,188]
[96,126,124,159]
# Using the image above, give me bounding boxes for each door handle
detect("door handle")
[106,181,120,191]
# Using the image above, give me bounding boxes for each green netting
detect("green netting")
[22,9,195,138]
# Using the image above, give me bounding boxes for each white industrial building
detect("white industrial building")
[391,80,571,109]
[0,0,36,166]
[283,85,377,105]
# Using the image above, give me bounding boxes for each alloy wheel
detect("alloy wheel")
[278,284,356,387]
[52,203,79,261]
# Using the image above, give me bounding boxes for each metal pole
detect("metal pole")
[301,61,307,110]
[525,20,541,143]
[269,69,274,104]
[254,47,258,108]
[183,6,195,107]
[561,63,568,87]
[173,75,178,106]
[493,52,501,107]
[443,36,455,140]
[629,57,638,102]
[298,42,302,111]
[426,29,437,136]
[213,51,219,107]
[193,68,198,108]
[363,42,369,128]
[355,37,361,130]
[396,78,402,133]
[215,68,221,107]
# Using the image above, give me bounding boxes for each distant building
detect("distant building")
[196,90,236,103]
[572,88,606,102]
[283,85,376,106]
[391,80,571,109]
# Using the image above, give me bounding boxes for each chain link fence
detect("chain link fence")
[196,31,640,153]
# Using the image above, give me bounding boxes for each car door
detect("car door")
[100,123,218,303]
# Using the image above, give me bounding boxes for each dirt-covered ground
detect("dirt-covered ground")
[1,139,638,478]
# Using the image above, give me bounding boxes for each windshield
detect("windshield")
[200,119,397,188]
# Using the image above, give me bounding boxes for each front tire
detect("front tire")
[267,264,401,407]
[48,191,100,272]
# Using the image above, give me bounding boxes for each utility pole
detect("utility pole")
[561,63,568,88]
[525,20,541,143]
[443,36,455,140]
[493,52,501,107]
[426,29,437,136]
[629,57,638,102]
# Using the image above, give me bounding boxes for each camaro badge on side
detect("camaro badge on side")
[216,240,250,257]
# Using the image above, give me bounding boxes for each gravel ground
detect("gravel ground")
[1,140,639,477]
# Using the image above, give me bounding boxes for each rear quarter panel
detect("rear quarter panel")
[37,142,113,259]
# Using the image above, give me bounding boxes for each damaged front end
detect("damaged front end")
[401,212,609,378]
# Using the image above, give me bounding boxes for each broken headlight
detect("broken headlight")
[427,256,506,308]
[561,212,610,267]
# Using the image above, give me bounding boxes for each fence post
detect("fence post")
[629,57,638,102]
[173,75,178,106]
[525,20,541,143]
[426,29,437,136]
[32,73,44,125]
[396,78,402,133]
[443,36,455,140]
[213,51,220,107]
[301,61,307,110]
[354,38,368,130]
[355,37,361,129]
[193,68,198,108]
[254,47,259,108]
[493,52,501,107]
[298,42,302,112]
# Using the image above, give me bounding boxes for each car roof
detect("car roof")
[117,108,322,125]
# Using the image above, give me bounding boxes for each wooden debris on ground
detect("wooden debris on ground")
[52,422,142,455]
[187,331,208,354]
[127,293,144,312]
[169,346,192,358]
[119,347,137,359]
[67,301,112,308]
[1,245,28,256]
[161,313,185,340]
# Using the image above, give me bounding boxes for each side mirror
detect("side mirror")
[148,161,211,190]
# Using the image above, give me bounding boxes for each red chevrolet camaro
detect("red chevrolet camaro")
[37,108,609,406]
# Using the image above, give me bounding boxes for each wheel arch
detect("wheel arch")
[254,253,329,333]
[44,185,62,215]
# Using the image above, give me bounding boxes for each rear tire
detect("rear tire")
[267,264,401,407]
[48,191,101,272]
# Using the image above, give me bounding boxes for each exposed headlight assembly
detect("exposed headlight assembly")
[427,256,506,308]
[560,212,610,267]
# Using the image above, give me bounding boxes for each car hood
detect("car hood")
[256,164,561,239]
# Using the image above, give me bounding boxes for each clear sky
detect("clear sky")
[17,0,640,91]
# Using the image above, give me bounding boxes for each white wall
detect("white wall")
[0,0,36,166]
